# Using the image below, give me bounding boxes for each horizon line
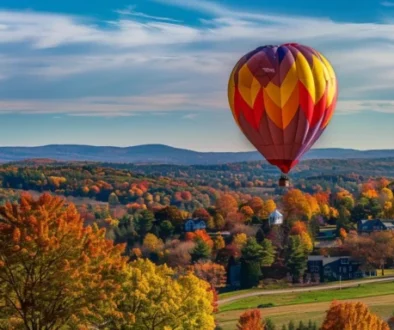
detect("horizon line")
[0,143,387,153]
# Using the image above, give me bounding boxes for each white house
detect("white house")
[269,209,283,226]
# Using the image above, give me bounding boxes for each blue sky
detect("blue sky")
[1,0,394,151]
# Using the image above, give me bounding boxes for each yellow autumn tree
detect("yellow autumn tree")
[119,259,215,329]
[0,193,130,329]
[214,234,226,251]
[259,199,277,219]
[300,231,313,253]
[321,301,389,330]
[283,189,312,220]
[233,233,248,250]
[142,233,164,252]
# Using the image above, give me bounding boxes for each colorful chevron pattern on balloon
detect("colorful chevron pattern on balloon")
[228,43,338,174]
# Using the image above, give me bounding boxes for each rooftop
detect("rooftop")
[308,255,350,266]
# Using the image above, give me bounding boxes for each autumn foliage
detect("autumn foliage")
[0,193,129,328]
[185,229,214,248]
[321,301,389,330]
[120,259,215,329]
[190,260,227,288]
[237,309,265,330]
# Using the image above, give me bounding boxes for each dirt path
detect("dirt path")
[219,276,394,305]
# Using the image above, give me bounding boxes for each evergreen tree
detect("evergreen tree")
[285,236,307,281]
[281,326,287,330]
[242,237,265,261]
[134,210,154,240]
[240,259,261,289]
[150,224,160,238]
[240,238,264,288]
[191,239,212,262]
[265,318,276,330]
[159,220,174,239]
[256,228,265,244]
[261,239,276,266]
[288,320,295,330]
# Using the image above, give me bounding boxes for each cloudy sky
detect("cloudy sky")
[1,0,394,151]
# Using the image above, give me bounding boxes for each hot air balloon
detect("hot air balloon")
[228,43,338,187]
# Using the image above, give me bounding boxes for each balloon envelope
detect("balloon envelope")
[228,43,338,173]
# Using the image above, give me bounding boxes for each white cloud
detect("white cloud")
[381,1,394,7]
[2,2,394,116]
[0,93,226,116]
[114,5,183,23]
[183,113,198,120]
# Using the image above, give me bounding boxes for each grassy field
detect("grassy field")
[216,295,394,330]
[220,281,394,312]
[219,272,394,301]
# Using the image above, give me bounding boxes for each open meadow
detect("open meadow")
[217,294,394,329]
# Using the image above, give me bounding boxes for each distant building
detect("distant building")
[307,255,376,282]
[269,209,283,226]
[184,218,206,232]
[357,219,394,234]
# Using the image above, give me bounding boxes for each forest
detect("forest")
[1,159,394,329]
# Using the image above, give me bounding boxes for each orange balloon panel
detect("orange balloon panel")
[228,43,338,173]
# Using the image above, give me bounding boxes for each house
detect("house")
[307,255,376,282]
[357,219,394,234]
[269,209,283,226]
[184,218,206,232]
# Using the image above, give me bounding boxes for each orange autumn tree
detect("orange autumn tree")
[0,193,130,329]
[237,309,265,330]
[282,189,312,220]
[185,229,214,248]
[190,260,227,288]
[290,221,308,235]
[321,301,389,330]
[215,193,238,217]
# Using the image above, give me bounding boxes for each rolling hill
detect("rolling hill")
[1,144,394,165]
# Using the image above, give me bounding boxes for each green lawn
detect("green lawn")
[219,273,394,301]
[220,281,394,312]
[216,301,394,330]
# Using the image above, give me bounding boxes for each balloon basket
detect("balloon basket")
[278,174,290,187]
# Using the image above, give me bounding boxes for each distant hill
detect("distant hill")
[1,144,394,165]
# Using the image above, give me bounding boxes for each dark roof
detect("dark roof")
[308,255,350,266]
[358,219,394,231]
[185,218,206,223]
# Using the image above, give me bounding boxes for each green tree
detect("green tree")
[191,239,212,262]
[261,239,276,267]
[159,220,174,239]
[134,210,154,240]
[265,318,276,330]
[285,236,307,282]
[288,320,295,330]
[240,238,265,288]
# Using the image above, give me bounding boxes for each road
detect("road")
[219,276,394,305]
